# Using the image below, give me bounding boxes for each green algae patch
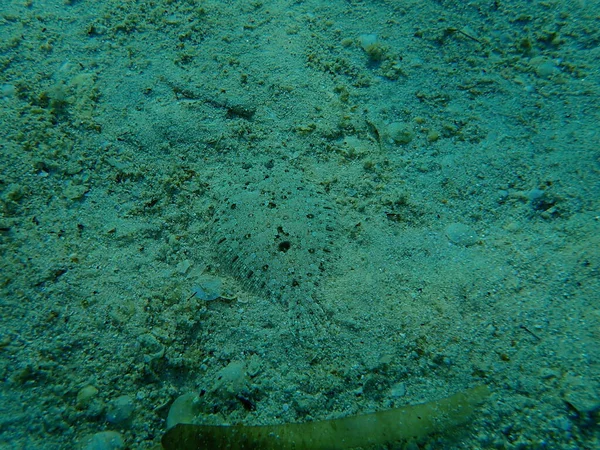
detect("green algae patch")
[161,385,490,450]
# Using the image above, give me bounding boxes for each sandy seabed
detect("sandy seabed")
[1,1,599,449]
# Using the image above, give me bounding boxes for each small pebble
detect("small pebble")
[390,382,406,398]
[445,223,478,247]
[387,122,414,145]
[83,431,125,450]
[106,395,134,425]
[192,275,223,301]
[77,385,99,408]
